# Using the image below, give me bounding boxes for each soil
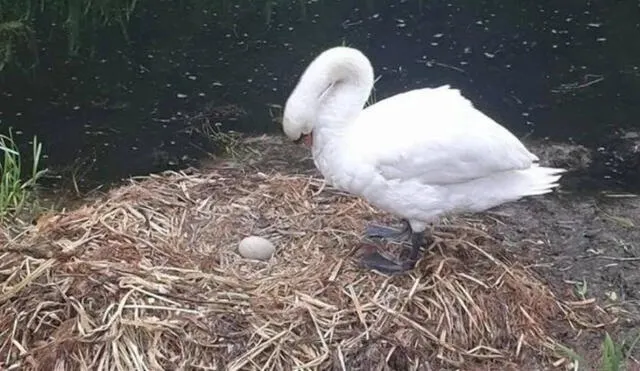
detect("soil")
[490,191,640,367]
[493,139,640,367]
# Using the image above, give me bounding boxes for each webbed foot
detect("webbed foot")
[360,244,415,275]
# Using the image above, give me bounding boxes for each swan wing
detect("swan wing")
[357,85,539,185]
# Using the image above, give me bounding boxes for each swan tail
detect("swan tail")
[460,164,566,212]
[500,164,566,205]
[513,164,566,197]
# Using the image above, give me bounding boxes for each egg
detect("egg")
[238,236,275,261]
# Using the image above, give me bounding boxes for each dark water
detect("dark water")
[1,0,639,192]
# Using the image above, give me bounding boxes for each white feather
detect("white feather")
[284,47,565,232]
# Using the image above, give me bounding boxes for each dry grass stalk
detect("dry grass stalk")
[0,136,614,370]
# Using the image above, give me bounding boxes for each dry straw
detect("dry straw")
[0,135,613,370]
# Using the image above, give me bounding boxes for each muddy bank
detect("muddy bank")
[490,191,640,364]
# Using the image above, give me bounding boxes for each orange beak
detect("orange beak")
[295,133,313,147]
[302,133,313,147]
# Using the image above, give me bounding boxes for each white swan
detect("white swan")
[282,46,565,274]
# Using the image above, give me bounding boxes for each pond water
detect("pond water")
[0,0,639,192]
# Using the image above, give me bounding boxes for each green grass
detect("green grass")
[0,128,47,220]
[199,121,241,157]
[557,331,640,371]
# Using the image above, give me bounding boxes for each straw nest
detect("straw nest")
[0,135,613,370]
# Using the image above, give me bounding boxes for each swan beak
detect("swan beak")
[294,133,313,147]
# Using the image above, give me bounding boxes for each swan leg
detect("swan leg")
[400,227,434,269]
[364,219,411,240]
[360,224,432,274]
[406,230,427,262]
[360,223,435,274]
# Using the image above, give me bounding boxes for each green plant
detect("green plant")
[557,331,640,371]
[601,333,624,371]
[200,122,241,157]
[0,128,47,219]
[574,278,588,300]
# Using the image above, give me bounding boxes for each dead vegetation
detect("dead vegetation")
[0,135,617,370]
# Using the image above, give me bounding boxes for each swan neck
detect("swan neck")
[307,48,375,130]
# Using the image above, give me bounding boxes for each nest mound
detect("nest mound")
[0,136,611,370]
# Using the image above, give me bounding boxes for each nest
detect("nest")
[0,136,612,370]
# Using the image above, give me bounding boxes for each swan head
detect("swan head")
[283,80,334,145]
[282,96,315,145]
[282,46,374,146]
